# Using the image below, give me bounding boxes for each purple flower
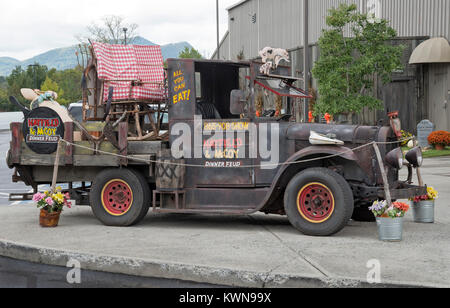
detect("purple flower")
[369,201,387,212]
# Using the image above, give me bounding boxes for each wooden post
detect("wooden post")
[51,140,63,193]
[373,143,392,206]
[416,167,424,187]
[119,122,128,166]
[64,122,74,165]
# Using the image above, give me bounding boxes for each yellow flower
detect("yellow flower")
[56,186,62,192]
[427,187,438,200]
[52,192,64,203]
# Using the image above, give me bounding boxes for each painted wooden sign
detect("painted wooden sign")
[23,107,65,154]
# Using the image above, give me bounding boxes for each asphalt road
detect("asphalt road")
[0,256,223,288]
[0,131,31,206]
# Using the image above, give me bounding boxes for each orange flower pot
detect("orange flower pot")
[39,209,61,228]
[435,144,445,151]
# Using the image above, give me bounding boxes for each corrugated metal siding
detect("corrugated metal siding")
[381,0,450,39]
[212,31,230,60]
[219,0,450,60]
[228,0,259,60]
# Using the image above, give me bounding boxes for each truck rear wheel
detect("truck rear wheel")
[90,168,151,226]
[284,168,354,236]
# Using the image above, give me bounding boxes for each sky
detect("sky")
[0,0,238,60]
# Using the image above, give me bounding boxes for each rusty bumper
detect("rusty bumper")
[379,183,427,200]
[351,182,427,200]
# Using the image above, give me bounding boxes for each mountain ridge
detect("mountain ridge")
[0,36,193,76]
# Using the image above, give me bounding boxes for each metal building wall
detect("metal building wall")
[220,0,450,60]
[380,0,450,39]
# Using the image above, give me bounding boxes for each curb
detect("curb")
[0,239,442,288]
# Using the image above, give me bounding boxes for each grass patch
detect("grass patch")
[422,147,450,158]
[402,147,450,158]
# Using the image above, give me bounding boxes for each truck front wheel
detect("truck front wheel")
[90,168,151,226]
[284,168,354,236]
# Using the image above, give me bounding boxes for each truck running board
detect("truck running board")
[9,193,34,202]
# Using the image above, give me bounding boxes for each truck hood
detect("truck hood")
[286,123,381,144]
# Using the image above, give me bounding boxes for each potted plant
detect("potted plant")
[369,200,410,242]
[427,131,450,151]
[33,187,72,228]
[411,187,438,223]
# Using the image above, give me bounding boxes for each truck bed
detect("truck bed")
[8,122,162,186]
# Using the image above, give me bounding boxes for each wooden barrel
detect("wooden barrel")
[156,150,186,191]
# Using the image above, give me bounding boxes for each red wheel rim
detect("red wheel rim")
[101,179,133,216]
[297,183,335,224]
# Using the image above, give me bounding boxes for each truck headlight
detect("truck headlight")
[385,148,404,170]
[406,147,423,168]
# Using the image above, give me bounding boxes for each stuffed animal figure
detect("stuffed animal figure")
[20,88,72,123]
[259,47,290,72]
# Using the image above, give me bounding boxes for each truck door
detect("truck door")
[194,119,254,187]
[167,60,255,188]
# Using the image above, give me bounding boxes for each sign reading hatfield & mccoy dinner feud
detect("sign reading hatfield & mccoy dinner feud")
[23,107,65,155]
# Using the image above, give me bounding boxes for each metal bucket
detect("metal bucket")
[412,201,435,223]
[376,217,403,242]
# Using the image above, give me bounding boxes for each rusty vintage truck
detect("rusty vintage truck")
[6,56,427,236]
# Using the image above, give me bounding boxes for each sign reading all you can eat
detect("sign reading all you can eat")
[23,107,65,155]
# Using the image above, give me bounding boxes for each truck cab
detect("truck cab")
[155,58,426,235]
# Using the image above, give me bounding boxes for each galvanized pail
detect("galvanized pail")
[376,217,403,242]
[412,201,435,223]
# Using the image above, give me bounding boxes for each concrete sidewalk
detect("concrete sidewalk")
[0,157,449,288]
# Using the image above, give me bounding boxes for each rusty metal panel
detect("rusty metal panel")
[10,123,22,165]
[167,59,197,121]
[185,187,269,210]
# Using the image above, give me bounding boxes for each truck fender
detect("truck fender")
[255,146,358,213]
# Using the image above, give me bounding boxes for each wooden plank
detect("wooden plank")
[73,155,119,167]
[64,122,74,165]
[128,141,162,154]
[72,141,119,155]
[20,155,64,166]
[77,122,106,132]
[21,142,67,157]
[20,153,118,167]
[127,155,154,165]
[373,143,392,206]
[32,166,104,182]
[119,122,128,166]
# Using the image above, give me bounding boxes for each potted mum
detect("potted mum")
[427,131,450,151]
[33,187,72,228]
[369,200,410,242]
[411,187,438,223]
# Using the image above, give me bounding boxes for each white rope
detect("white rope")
[60,137,413,169]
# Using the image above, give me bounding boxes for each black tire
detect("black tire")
[90,168,151,226]
[352,204,376,222]
[284,168,354,236]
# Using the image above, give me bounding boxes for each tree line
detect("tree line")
[0,64,83,112]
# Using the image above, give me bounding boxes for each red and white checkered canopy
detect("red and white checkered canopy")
[92,42,166,102]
